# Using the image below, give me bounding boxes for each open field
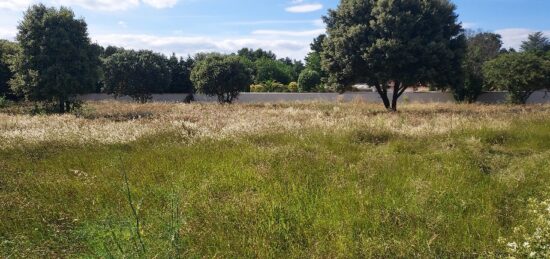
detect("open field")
[1,101,550,257]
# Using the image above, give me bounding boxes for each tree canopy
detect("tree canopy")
[102,50,171,103]
[521,32,550,54]
[191,54,252,103]
[168,54,195,94]
[10,4,101,112]
[456,32,503,102]
[322,0,466,110]
[0,40,19,100]
[483,52,550,104]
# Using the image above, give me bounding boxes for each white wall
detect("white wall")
[79,91,550,104]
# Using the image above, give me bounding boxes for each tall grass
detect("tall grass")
[0,102,549,257]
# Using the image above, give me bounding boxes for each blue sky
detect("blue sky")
[0,0,549,60]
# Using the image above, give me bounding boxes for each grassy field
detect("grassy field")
[1,101,549,257]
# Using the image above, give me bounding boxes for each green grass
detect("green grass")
[1,114,550,257]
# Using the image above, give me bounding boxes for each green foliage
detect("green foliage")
[191,54,252,103]
[254,58,294,85]
[264,81,288,92]
[298,69,321,92]
[455,32,503,102]
[288,82,298,92]
[0,40,19,100]
[167,54,194,93]
[310,34,326,54]
[10,4,101,113]
[322,0,466,110]
[521,32,550,54]
[483,52,550,104]
[237,48,277,62]
[103,50,171,103]
[250,84,265,92]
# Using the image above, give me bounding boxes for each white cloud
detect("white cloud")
[0,0,34,11]
[495,28,550,50]
[462,22,477,29]
[92,33,312,60]
[117,21,127,28]
[53,0,140,11]
[142,0,177,9]
[285,3,323,13]
[0,26,16,40]
[252,29,325,37]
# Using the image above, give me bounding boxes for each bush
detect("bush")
[298,70,321,92]
[254,58,294,85]
[483,52,550,104]
[103,50,171,103]
[263,81,287,92]
[250,84,265,92]
[191,54,252,103]
[288,82,298,92]
[0,95,7,108]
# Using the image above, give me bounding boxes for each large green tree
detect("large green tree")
[191,54,252,103]
[11,4,101,113]
[483,52,550,104]
[322,0,466,111]
[521,32,550,54]
[102,50,171,103]
[455,32,503,102]
[0,40,19,100]
[167,54,194,94]
[254,58,294,85]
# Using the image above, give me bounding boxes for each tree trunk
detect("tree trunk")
[374,84,391,110]
[391,81,400,111]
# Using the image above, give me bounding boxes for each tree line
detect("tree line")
[1,1,549,112]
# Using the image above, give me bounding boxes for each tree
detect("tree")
[483,52,550,104]
[103,50,171,103]
[254,58,294,85]
[10,4,101,113]
[237,48,277,62]
[521,32,550,54]
[167,54,194,94]
[0,40,19,100]
[310,34,326,53]
[298,69,321,92]
[322,0,466,111]
[455,32,503,102]
[191,54,252,103]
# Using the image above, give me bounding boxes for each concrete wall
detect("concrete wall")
[477,91,550,104]
[79,91,550,104]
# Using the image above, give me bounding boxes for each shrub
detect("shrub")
[263,81,287,92]
[298,69,321,92]
[288,82,298,92]
[103,50,171,103]
[0,95,7,108]
[483,52,550,104]
[254,58,293,85]
[250,84,265,92]
[191,54,252,103]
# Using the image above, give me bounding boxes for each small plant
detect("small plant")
[499,193,550,258]
[250,84,265,92]
[288,82,298,92]
[0,96,7,108]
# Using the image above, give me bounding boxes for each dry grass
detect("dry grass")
[1,101,550,257]
[1,101,548,149]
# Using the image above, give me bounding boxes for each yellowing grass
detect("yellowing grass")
[1,101,547,149]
